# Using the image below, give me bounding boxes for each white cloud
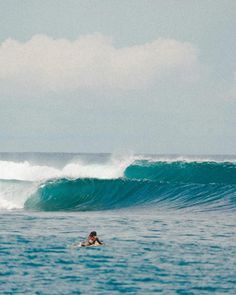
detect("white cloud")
[0,34,199,91]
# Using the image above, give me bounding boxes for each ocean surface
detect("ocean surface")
[0,153,236,294]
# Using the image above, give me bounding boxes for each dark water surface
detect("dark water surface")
[1,208,236,294]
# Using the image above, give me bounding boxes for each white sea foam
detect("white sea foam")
[0,160,60,181]
[0,155,136,210]
[0,155,136,181]
[139,155,236,164]
[0,180,36,210]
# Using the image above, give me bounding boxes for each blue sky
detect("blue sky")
[0,0,235,154]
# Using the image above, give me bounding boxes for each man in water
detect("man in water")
[81,231,103,246]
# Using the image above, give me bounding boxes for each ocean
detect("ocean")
[0,153,236,294]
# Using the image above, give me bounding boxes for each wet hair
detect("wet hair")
[90,231,97,237]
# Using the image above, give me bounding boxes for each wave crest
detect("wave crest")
[125,160,236,184]
[0,155,135,181]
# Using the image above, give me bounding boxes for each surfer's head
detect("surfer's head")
[90,231,97,237]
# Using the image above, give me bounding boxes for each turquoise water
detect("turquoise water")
[0,153,236,294]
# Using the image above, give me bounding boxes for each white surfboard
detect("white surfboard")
[70,241,103,249]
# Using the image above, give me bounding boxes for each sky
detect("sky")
[0,0,235,154]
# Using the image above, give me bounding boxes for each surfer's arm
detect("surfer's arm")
[81,241,90,246]
[96,238,103,245]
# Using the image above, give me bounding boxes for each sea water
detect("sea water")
[0,153,236,294]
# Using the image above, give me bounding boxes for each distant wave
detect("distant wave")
[0,156,235,212]
[125,160,236,184]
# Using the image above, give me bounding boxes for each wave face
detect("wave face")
[24,177,235,212]
[0,153,235,212]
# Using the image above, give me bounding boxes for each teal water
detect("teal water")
[1,209,236,294]
[0,153,236,294]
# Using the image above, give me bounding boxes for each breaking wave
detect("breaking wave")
[0,155,235,212]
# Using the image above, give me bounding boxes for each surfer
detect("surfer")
[81,231,103,247]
